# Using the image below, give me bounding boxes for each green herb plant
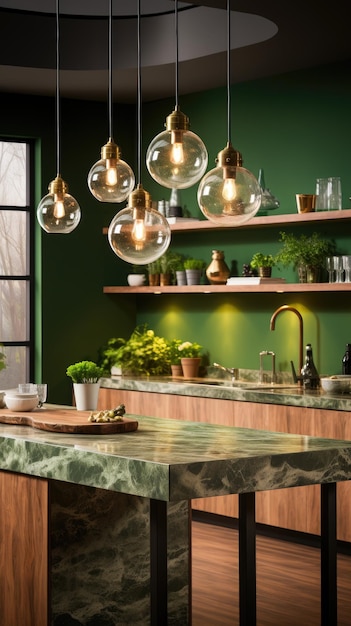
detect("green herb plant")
[177,341,202,358]
[276,231,335,269]
[110,324,171,376]
[184,258,206,271]
[250,252,276,269]
[66,360,103,383]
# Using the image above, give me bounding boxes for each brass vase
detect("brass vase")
[206,250,230,285]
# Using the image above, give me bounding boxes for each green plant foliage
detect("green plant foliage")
[168,338,183,365]
[250,252,276,269]
[98,338,126,374]
[0,346,6,372]
[276,231,335,269]
[159,251,184,275]
[66,360,103,383]
[184,258,206,270]
[111,325,171,376]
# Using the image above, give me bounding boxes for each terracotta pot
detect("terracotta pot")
[181,357,201,378]
[171,364,183,377]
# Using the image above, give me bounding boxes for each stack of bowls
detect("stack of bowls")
[4,389,39,412]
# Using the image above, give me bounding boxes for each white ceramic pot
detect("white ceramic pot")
[73,382,100,411]
[127,274,146,287]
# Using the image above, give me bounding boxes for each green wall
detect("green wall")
[1,59,351,403]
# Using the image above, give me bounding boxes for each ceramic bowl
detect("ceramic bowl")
[320,376,351,395]
[5,392,39,412]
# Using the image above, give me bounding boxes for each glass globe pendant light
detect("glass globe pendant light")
[87,0,134,203]
[197,0,261,225]
[37,0,81,234]
[108,0,171,266]
[146,0,208,189]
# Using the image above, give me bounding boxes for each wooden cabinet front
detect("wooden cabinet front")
[99,387,351,541]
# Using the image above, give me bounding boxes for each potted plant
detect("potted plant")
[168,338,183,376]
[66,360,103,411]
[177,340,203,378]
[146,259,162,286]
[159,251,184,285]
[276,231,335,283]
[127,264,147,287]
[250,252,276,278]
[109,325,171,376]
[98,337,126,376]
[183,258,206,285]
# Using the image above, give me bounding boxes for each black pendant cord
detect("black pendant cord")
[137,0,142,184]
[108,0,113,140]
[56,0,61,175]
[175,0,179,109]
[226,0,231,144]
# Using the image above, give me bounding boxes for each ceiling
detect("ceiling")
[0,0,350,103]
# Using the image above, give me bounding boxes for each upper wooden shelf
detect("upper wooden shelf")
[103,209,351,235]
[103,283,351,295]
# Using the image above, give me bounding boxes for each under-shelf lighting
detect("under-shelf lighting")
[37,0,81,233]
[197,0,261,225]
[108,0,171,265]
[87,0,135,203]
[146,0,208,189]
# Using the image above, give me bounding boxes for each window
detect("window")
[0,139,34,389]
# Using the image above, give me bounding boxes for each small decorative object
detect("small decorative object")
[206,250,230,285]
[178,341,202,378]
[66,360,103,411]
[242,264,254,277]
[168,188,183,218]
[276,231,335,283]
[257,168,280,214]
[249,252,276,278]
[184,258,205,285]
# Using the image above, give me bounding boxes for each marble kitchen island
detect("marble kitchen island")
[1,409,351,625]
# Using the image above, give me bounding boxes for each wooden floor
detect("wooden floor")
[192,519,351,625]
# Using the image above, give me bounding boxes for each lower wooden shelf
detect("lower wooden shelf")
[103,282,351,294]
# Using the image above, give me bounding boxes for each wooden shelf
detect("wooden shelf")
[103,209,351,235]
[103,283,351,295]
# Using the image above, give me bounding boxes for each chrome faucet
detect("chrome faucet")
[213,363,238,384]
[259,350,276,384]
[269,305,304,385]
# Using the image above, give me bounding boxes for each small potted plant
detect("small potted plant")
[159,251,184,285]
[146,259,162,286]
[276,231,335,283]
[250,252,276,278]
[66,360,103,411]
[178,340,203,378]
[168,338,183,376]
[183,258,206,285]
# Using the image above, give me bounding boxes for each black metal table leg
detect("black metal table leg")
[320,482,337,626]
[150,499,168,626]
[239,492,256,626]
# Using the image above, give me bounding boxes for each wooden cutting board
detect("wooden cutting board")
[0,408,138,435]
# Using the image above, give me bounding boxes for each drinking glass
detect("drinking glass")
[326,257,335,283]
[315,178,328,211]
[327,177,342,210]
[35,384,48,408]
[342,256,351,283]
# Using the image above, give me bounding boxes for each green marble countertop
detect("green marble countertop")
[1,410,351,501]
[100,376,351,412]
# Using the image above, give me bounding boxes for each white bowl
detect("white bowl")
[5,393,39,412]
[127,274,146,287]
[320,376,351,394]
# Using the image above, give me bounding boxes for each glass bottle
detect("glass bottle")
[300,343,320,389]
[206,250,230,285]
[342,343,351,375]
[257,168,280,212]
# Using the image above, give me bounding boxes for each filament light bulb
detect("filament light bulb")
[88,138,135,203]
[222,176,237,202]
[37,175,81,234]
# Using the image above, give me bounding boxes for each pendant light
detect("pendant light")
[107,0,171,265]
[197,0,261,225]
[87,0,135,203]
[145,0,208,190]
[37,0,81,234]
